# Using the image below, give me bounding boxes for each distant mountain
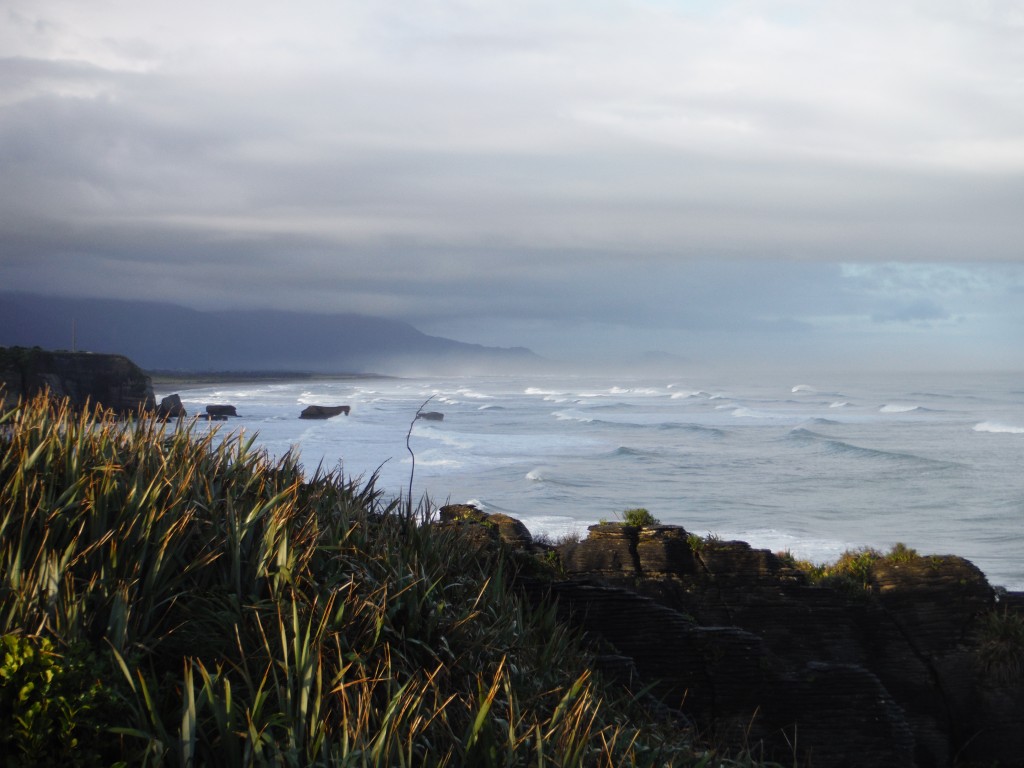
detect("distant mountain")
[0,293,544,374]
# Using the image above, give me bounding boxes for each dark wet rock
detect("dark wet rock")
[418,411,444,421]
[299,404,350,418]
[158,393,186,418]
[206,404,238,417]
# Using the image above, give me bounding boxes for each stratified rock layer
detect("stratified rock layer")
[1,346,155,413]
[536,521,1022,767]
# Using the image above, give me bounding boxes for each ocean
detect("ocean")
[157,370,1024,590]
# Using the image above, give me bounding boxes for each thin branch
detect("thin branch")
[406,395,435,519]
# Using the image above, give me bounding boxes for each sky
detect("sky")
[2,0,1023,370]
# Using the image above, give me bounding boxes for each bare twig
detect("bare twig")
[406,395,435,519]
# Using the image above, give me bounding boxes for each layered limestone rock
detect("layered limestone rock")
[510,516,1022,766]
[1,346,155,413]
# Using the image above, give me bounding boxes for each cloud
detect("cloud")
[1,0,1023,369]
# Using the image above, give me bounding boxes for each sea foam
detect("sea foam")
[974,421,1024,434]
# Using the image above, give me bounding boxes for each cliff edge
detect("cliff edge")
[1,346,155,413]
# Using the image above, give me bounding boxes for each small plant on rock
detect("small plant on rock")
[622,508,659,527]
[885,542,919,563]
[686,532,720,553]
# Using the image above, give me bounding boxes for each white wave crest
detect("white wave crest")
[457,389,493,399]
[974,421,1024,434]
[792,384,815,393]
[526,469,544,481]
[829,401,849,408]
[553,411,592,423]
[880,404,921,413]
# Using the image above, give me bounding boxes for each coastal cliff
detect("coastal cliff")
[0,346,155,413]
[444,506,1024,767]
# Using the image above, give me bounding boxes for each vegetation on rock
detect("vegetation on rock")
[622,508,660,527]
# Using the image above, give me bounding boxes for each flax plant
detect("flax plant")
[0,392,758,767]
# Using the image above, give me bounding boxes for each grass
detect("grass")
[975,608,1024,685]
[0,392,772,766]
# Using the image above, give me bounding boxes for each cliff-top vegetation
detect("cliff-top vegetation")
[0,392,773,767]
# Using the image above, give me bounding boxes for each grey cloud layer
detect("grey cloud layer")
[2,1,1023,368]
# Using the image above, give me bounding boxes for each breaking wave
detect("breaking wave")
[974,421,1024,434]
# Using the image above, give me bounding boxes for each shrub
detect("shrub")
[687,532,720,553]
[622,508,660,527]
[0,635,121,767]
[885,542,919,563]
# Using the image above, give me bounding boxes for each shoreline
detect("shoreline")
[147,369,396,390]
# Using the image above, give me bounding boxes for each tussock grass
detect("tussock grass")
[0,392,754,766]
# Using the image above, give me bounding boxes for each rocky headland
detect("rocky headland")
[441,504,1024,768]
[1,346,155,413]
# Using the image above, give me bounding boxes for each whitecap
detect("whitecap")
[457,389,494,400]
[526,469,544,481]
[974,421,1024,435]
[829,401,849,408]
[415,458,462,468]
[880,404,922,413]
[731,407,759,418]
[792,384,815,393]
[553,411,593,423]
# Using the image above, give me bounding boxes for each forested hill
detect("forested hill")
[0,292,543,374]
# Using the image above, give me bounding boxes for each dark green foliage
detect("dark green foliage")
[0,635,122,767]
[622,508,660,527]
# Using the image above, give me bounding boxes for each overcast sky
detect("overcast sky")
[2,0,1023,370]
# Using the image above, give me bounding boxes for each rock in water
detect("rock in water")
[158,393,187,418]
[299,405,350,419]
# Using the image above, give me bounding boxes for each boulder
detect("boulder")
[487,513,533,549]
[438,505,533,549]
[439,504,488,524]
[157,393,187,419]
[206,404,238,417]
[299,404,350,419]
[418,411,444,421]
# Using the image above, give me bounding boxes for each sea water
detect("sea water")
[158,371,1024,590]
